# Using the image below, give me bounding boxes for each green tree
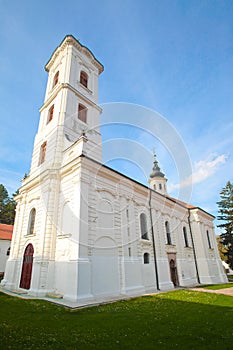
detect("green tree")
[217,181,233,269]
[216,235,227,261]
[0,184,8,206]
[0,184,17,225]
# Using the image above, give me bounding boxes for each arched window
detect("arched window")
[27,208,36,235]
[143,252,150,264]
[153,184,156,190]
[47,104,54,124]
[183,227,189,247]
[140,213,148,240]
[53,71,59,88]
[39,141,47,165]
[78,104,87,123]
[206,230,212,249]
[159,184,162,190]
[165,221,172,245]
[6,247,10,256]
[80,71,88,88]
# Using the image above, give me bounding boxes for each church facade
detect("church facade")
[2,35,227,304]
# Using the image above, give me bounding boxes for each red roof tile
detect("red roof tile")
[0,224,13,240]
[166,196,196,209]
[171,197,196,209]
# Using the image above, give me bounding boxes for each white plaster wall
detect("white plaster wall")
[1,259,20,289]
[0,240,11,273]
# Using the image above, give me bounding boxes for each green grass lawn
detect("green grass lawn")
[0,290,232,350]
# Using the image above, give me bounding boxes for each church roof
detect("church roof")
[80,153,214,218]
[165,196,215,218]
[0,223,13,240]
[167,197,196,209]
[150,152,165,178]
[45,35,104,74]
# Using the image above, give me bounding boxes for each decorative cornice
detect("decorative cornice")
[189,207,215,220]
[28,196,40,203]
[39,83,102,113]
[20,168,60,192]
[96,187,116,199]
[45,35,104,74]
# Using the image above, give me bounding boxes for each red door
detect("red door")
[20,244,34,290]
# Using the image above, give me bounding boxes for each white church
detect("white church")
[2,35,227,304]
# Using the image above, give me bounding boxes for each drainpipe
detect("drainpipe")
[149,189,160,290]
[188,208,200,284]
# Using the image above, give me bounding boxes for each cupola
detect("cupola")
[149,152,168,195]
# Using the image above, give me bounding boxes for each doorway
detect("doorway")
[19,244,34,290]
[169,258,179,287]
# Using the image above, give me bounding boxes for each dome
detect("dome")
[150,153,165,178]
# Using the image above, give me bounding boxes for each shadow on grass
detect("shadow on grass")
[0,290,232,350]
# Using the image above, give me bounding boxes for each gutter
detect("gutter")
[188,208,200,284]
[149,190,160,290]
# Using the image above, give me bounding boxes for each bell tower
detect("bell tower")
[2,36,104,296]
[29,35,104,177]
[149,152,168,195]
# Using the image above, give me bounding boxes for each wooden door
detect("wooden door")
[20,244,34,290]
[169,259,179,287]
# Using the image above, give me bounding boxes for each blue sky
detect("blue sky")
[0,0,233,229]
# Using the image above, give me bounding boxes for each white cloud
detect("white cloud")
[169,153,227,191]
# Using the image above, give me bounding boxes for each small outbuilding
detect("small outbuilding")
[0,224,13,277]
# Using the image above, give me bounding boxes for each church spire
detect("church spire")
[150,152,165,179]
[149,150,168,195]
